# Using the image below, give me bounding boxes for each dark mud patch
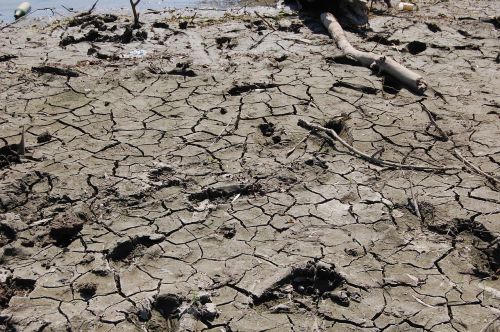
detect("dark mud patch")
[0,277,36,309]
[418,202,499,276]
[188,183,262,202]
[254,261,345,307]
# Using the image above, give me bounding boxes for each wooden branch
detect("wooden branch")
[320,12,427,94]
[454,149,499,185]
[297,119,456,172]
[129,0,141,28]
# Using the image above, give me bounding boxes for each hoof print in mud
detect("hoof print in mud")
[49,211,87,247]
[255,261,346,310]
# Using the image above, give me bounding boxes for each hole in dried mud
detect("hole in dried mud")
[0,223,16,247]
[0,144,22,170]
[76,282,97,300]
[405,41,427,55]
[49,212,86,247]
[254,261,345,308]
[0,278,36,309]
[107,235,165,261]
[188,183,261,202]
[416,202,499,276]
[325,117,347,136]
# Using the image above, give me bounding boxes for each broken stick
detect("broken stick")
[320,12,427,94]
[297,119,456,172]
[454,149,499,185]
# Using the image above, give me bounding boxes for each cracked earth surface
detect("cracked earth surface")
[0,1,499,331]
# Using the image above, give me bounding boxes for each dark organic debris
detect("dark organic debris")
[0,54,17,62]
[167,62,197,77]
[215,36,237,49]
[179,21,188,29]
[219,223,236,239]
[366,34,400,46]
[32,66,79,77]
[37,131,52,143]
[258,122,275,137]
[152,21,169,29]
[189,183,261,202]
[76,282,97,299]
[228,82,279,96]
[426,22,441,33]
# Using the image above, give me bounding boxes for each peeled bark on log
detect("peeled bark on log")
[321,12,427,94]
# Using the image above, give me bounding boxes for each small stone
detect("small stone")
[270,303,291,313]
[201,302,218,320]
[328,290,350,307]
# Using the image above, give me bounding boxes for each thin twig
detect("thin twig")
[297,119,457,172]
[479,315,500,332]
[254,11,276,31]
[454,149,499,185]
[408,174,421,220]
[420,103,448,141]
[286,134,310,158]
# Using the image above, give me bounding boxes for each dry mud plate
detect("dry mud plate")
[0,0,499,331]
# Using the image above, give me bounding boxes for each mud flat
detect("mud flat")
[0,1,499,331]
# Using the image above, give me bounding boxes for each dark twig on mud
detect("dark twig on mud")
[454,149,499,185]
[286,134,310,158]
[408,175,422,220]
[254,11,276,31]
[79,0,99,16]
[32,66,80,77]
[297,119,457,172]
[420,103,448,141]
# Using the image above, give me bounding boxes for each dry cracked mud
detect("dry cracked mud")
[0,1,499,331]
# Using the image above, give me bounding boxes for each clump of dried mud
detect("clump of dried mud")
[0,1,499,331]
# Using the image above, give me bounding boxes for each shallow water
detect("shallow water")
[0,0,240,22]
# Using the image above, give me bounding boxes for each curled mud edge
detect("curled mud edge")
[0,1,499,331]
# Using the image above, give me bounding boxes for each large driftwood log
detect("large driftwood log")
[321,12,428,94]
